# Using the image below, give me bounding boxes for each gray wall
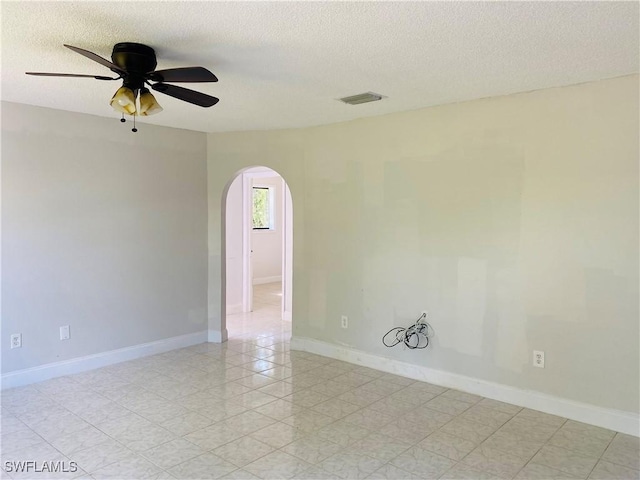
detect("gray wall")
[207,75,639,414]
[2,102,208,373]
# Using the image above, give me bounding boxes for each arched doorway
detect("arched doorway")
[221,166,293,340]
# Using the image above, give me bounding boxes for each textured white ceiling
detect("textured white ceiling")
[2,1,638,133]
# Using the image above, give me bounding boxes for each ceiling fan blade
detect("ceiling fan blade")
[151,83,219,107]
[64,44,126,75]
[149,67,218,83]
[26,72,118,80]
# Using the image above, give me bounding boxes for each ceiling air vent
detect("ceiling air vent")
[339,92,385,105]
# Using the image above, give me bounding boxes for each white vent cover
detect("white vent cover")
[339,92,385,105]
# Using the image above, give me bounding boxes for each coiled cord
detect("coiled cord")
[382,312,434,349]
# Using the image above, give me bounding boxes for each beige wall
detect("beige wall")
[224,174,244,311]
[208,75,639,413]
[2,102,208,373]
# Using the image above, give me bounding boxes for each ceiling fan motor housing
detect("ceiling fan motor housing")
[27,42,219,110]
[112,42,157,89]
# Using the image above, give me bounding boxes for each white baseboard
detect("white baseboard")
[208,329,228,343]
[226,303,243,315]
[290,336,640,437]
[1,331,208,391]
[253,276,282,285]
[283,310,292,322]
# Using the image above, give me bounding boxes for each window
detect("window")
[252,187,274,230]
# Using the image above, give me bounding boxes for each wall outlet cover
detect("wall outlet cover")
[60,325,70,341]
[11,333,22,349]
[533,350,545,368]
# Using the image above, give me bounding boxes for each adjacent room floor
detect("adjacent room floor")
[1,284,638,479]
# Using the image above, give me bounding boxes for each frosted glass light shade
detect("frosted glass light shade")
[110,87,136,115]
[139,89,163,116]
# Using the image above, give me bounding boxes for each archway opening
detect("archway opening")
[221,166,293,341]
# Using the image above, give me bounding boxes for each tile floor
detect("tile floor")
[1,283,638,479]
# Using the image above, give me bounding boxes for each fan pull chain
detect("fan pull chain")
[132,114,138,133]
[120,113,126,123]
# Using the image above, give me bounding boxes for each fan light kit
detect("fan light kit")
[26,43,219,132]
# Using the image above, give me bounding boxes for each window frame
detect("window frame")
[252,186,275,231]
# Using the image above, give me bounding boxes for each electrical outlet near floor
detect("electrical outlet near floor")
[11,333,22,349]
[60,325,70,341]
[341,315,348,329]
[533,350,545,368]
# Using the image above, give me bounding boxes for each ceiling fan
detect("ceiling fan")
[26,43,219,130]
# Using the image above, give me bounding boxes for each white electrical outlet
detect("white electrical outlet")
[341,315,348,329]
[11,333,22,349]
[60,325,70,341]
[533,350,545,368]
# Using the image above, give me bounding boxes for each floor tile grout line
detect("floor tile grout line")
[507,419,568,480]
[582,431,622,479]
